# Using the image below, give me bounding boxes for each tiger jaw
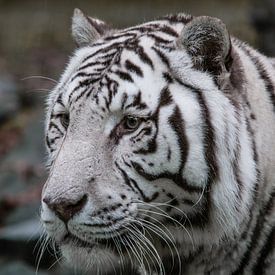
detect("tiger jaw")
[44,215,163,273]
[42,213,135,269]
[60,238,122,272]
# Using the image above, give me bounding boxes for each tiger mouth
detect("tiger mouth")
[58,219,145,251]
[60,230,129,249]
[60,233,96,248]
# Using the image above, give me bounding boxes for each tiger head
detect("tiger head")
[41,9,256,274]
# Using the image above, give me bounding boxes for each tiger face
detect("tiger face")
[41,9,257,274]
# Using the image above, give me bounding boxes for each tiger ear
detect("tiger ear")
[179,16,232,81]
[72,8,111,47]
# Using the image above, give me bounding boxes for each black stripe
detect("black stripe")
[167,146,171,160]
[123,25,158,34]
[106,76,113,105]
[231,132,244,200]
[103,95,110,111]
[188,90,219,227]
[163,72,173,83]
[105,75,119,99]
[130,161,202,194]
[125,91,147,110]
[104,32,136,42]
[232,193,274,274]
[158,25,179,37]
[133,131,157,154]
[152,47,170,67]
[46,136,61,147]
[125,60,143,77]
[74,87,91,103]
[49,122,63,135]
[252,228,275,275]
[115,162,158,202]
[130,178,159,202]
[68,78,100,104]
[126,43,154,69]
[50,113,64,120]
[115,162,137,193]
[126,23,177,37]
[159,86,173,106]
[114,70,133,82]
[147,33,172,44]
[161,14,193,24]
[77,60,110,72]
[56,94,65,106]
[71,72,102,82]
[241,46,275,112]
[85,89,93,98]
[133,87,172,155]
[132,127,152,142]
[170,198,209,228]
[193,90,219,182]
[45,135,51,148]
[121,92,128,110]
[82,42,121,64]
[168,105,189,174]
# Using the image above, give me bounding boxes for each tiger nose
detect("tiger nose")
[43,194,88,222]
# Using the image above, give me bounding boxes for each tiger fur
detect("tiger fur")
[41,8,275,275]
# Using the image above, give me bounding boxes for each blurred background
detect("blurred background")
[0,0,274,274]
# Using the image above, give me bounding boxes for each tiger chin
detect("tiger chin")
[41,8,275,275]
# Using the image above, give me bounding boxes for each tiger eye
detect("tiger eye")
[124,116,140,130]
[60,113,70,129]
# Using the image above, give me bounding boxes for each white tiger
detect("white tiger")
[41,8,275,275]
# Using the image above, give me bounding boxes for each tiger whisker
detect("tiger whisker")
[112,234,125,273]
[105,251,118,275]
[126,223,160,275]
[128,222,165,275]
[134,199,190,273]
[135,199,194,244]
[21,75,58,84]
[138,208,195,249]
[121,229,146,274]
[124,222,156,274]
[135,216,182,274]
[47,254,64,271]
[135,211,176,243]
[33,225,47,255]
[128,233,147,274]
[35,235,51,275]
[25,88,52,93]
[191,183,206,208]
[127,220,161,274]
[138,199,194,232]
[118,233,135,272]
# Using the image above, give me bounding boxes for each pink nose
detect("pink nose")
[43,194,87,222]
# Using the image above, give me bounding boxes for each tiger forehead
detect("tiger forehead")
[74,29,177,77]
[73,19,183,72]
[49,15,196,110]
[61,30,181,108]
